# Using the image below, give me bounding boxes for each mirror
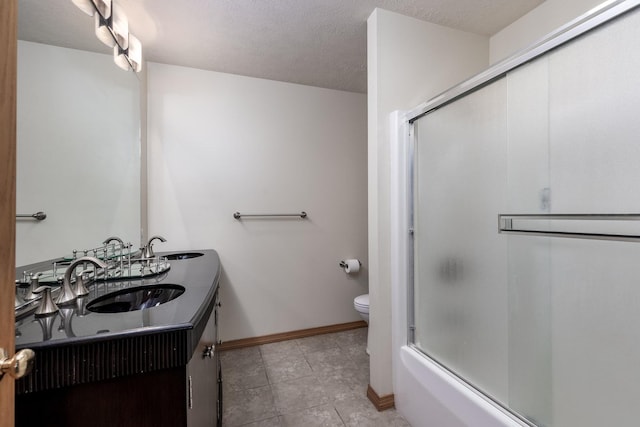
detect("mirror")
[16,0,142,266]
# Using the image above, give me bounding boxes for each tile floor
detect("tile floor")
[220,328,411,427]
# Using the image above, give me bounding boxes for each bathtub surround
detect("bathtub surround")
[147,64,368,343]
[367,8,489,402]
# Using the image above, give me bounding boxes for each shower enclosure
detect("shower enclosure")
[404,1,640,426]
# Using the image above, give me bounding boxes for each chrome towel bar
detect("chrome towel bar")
[498,213,640,242]
[16,211,47,221]
[233,211,307,220]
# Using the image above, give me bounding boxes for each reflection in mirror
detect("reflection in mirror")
[16,1,141,266]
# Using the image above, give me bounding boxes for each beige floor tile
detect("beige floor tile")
[260,340,302,359]
[343,344,369,366]
[279,404,346,427]
[295,333,339,354]
[305,346,360,375]
[237,416,283,427]
[333,392,387,427]
[264,353,313,384]
[221,346,263,370]
[271,375,331,415]
[332,328,368,349]
[219,329,400,426]
[223,362,269,393]
[222,385,277,427]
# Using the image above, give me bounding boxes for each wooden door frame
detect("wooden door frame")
[0,0,17,425]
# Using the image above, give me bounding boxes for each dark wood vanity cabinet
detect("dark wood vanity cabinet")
[16,292,223,427]
[15,250,223,427]
[187,290,222,427]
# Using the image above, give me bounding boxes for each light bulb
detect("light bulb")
[128,34,142,72]
[113,44,130,71]
[111,5,129,50]
[95,13,116,47]
[92,0,111,19]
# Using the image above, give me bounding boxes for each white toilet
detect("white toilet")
[353,294,369,324]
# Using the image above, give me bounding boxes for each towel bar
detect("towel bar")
[16,211,47,221]
[233,211,307,219]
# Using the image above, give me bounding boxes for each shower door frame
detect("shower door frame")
[406,0,640,125]
[403,0,640,424]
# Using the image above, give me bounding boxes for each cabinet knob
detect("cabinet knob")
[203,344,215,359]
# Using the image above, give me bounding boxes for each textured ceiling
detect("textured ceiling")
[18,0,545,93]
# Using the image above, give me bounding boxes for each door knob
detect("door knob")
[0,348,35,379]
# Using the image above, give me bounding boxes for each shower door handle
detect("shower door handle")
[498,213,640,242]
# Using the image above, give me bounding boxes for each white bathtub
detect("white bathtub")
[394,346,528,427]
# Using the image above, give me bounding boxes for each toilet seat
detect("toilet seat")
[354,294,369,313]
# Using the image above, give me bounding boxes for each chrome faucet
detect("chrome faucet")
[140,235,166,259]
[103,236,124,247]
[103,236,125,259]
[56,256,107,305]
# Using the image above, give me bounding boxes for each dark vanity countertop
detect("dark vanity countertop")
[15,249,220,394]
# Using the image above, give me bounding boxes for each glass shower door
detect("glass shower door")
[411,6,640,426]
[413,78,510,404]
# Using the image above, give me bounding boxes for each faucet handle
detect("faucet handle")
[74,272,90,296]
[23,273,41,301]
[33,286,59,316]
[56,275,77,306]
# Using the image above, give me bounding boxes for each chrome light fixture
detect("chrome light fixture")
[72,0,142,72]
[95,12,116,47]
[126,34,142,72]
[114,33,141,72]
[113,43,130,71]
[110,5,129,49]
[72,0,111,18]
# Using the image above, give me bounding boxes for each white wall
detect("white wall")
[367,8,488,396]
[16,41,141,266]
[147,63,368,341]
[490,0,604,63]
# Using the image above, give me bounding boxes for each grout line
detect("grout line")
[276,401,335,418]
[334,404,348,426]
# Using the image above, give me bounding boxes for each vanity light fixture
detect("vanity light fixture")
[95,1,126,49]
[113,43,130,71]
[127,35,143,72]
[95,12,116,48]
[72,0,142,73]
[72,0,111,19]
[110,5,129,49]
[114,33,141,72]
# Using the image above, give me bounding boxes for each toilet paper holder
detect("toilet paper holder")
[339,260,361,268]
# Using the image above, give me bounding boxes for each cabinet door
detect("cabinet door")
[214,295,222,427]
[187,292,219,426]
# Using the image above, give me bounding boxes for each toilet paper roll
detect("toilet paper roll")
[344,259,360,274]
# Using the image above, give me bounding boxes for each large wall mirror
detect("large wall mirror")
[16,0,141,266]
